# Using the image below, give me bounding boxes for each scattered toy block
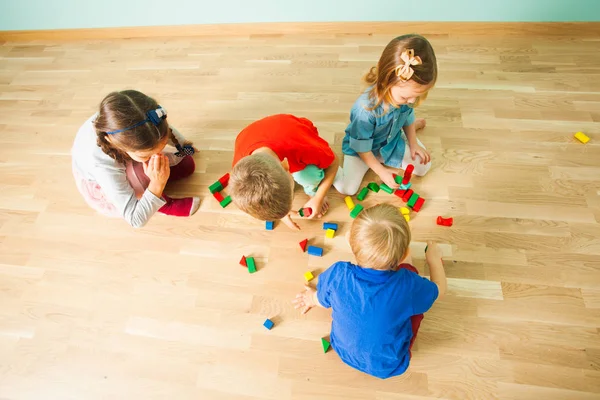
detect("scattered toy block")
[350,204,364,219]
[407,193,419,208]
[357,187,369,201]
[412,197,425,212]
[367,182,380,192]
[209,181,224,194]
[394,189,405,199]
[380,183,394,194]
[263,318,274,330]
[304,271,314,282]
[404,214,410,222]
[321,337,331,353]
[307,246,323,257]
[400,207,410,215]
[402,164,415,184]
[247,257,257,273]
[325,228,335,239]
[213,191,224,202]
[394,174,403,185]
[265,221,274,230]
[399,182,412,190]
[574,131,590,144]
[402,189,414,202]
[437,216,453,226]
[299,239,309,252]
[239,255,247,267]
[344,196,355,210]
[220,196,232,208]
[218,173,230,187]
[298,207,313,218]
[323,222,338,231]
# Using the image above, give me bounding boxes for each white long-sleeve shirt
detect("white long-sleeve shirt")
[72,114,188,228]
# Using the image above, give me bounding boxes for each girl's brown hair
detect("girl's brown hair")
[364,34,437,111]
[94,90,181,164]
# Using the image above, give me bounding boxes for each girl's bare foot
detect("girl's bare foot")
[415,118,426,131]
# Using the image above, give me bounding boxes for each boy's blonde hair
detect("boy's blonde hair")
[229,153,293,220]
[349,204,411,271]
[364,34,437,110]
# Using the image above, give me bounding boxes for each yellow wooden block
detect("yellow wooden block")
[325,228,335,239]
[400,207,410,215]
[344,196,355,210]
[304,271,314,282]
[404,214,410,222]
[574,132,590,144]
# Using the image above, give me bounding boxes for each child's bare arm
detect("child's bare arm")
[313,154,339,201]
[426,241,447,299]
[292,285,323,314]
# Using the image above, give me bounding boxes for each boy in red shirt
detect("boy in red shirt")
[230,114,339,230]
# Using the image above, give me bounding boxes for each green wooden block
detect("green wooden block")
[350,204,364,219]
[367,182,380,193]
[220,196,232,208]
[298,208,304,217]
[247,257,257,273]
[209,181,224,194]
[407,193,419,208]
[380,183,394,194]
[356,187,369,201]
[321,337,331,353]
[394,175,403,184]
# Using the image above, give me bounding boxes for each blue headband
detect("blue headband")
[106,106,167,135]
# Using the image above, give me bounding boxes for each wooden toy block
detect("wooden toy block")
[325,228,335,239]
[394,189,405,199]
[298,207,312,217]
[400,207,410,215]
[402,189,414,202]
[380,183,394,194]
[404,214,410,222]
[263,318,274,330]
[299,239,308,252]
[323,222,338,231]
[394,174,403,185]
[239,255,247,267]
[209,181,224,194]
[307,246,323,257]
[350,204,364,219]
[345,196,355,210]
[367,182,380,192]
[437,216,453,226]
[213,191,224,202]
[265,221,274,230]
[399,182,412,190]
[402,164,414,184]
[247,257,257,273]
[574,132,590,144]
[218,173,230,187]
[321,337,331,353]
[220,196,232,208]
[412,197,425,212]
[407,193,419,208]
[304,271,314,282]
[357,187,369,201]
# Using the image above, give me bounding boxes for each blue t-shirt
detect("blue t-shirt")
[317,261,438,379]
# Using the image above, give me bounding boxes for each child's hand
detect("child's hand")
[409,142,431,165]
[281,212,300,231]
[143,154,170,185]
[302,196,329,219]
[425,240,443,263]
[378,169,400,189]
[292,285,318,314]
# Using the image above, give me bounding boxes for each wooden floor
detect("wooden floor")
[1,23,600,400]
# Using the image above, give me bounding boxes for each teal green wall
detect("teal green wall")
[1,0,599,31]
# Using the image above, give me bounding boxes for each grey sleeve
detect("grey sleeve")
[93,165,166,228]
[169,125,187,146]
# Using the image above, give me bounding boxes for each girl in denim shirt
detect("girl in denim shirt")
[334,34,437,195]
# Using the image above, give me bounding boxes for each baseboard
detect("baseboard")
[1,21,599,42]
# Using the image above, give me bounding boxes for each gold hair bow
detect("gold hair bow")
[395,49,422,82]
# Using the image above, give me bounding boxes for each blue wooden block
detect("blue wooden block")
[400,182,412,190]
[307,246,323,257]
[263,318,274,330]
[265,221,274,230]
[322,222,338,231]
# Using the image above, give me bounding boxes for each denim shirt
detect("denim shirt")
[342,89,416,169]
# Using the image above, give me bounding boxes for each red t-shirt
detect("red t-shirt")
[232,114,335,174]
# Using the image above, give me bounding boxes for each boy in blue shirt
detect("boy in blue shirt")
[293,204,447,379]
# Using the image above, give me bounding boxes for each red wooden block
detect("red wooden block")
[213,191,224,202]
[412,197,425,212]
[299,239,308,252]
[437,216,453,226]
[402,189,414,202]
[402,164,414,184]
[394,189,405,198]
[239,255,247,267]
[218,173,230,187]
